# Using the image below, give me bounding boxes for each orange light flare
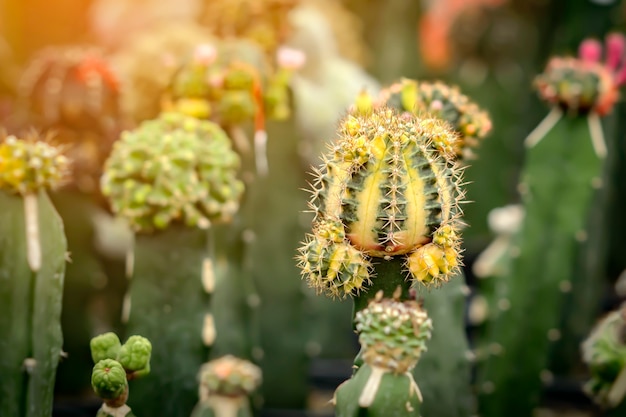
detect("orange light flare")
[418,0,508,72]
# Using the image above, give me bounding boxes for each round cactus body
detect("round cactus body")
[198,355,262,398]
[117,335,152,374]
[90,332,122,363]
[299,107,464,296]
[0,133,69,194]
[91,359,128,401]
[356,297,432,374]
[101,112,244,232]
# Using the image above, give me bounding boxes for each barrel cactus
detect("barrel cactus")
[298,106,464,298]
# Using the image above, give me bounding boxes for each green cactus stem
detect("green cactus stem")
[191,355,261,417]
[333,294,432,417]
[90,333,151,417]
[477,34,626,416]
[101,112,243,417]
[0,133,68,417]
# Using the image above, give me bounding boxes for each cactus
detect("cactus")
[0,133,68,417]
[582,304,626,415]
[297,106,466,414]
[476,34,626,417]
[101,112,244,417]
[90,332,152,417]
[353,78,492,417]
[333,293,432,417]
[190,355,262,417]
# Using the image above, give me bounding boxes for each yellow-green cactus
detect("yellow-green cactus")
[91,359,128,402]
[198,355,262,398]
[298,107,464,296]
[101,112,244,233]
[90,332,122,363]
[0,133,69,195]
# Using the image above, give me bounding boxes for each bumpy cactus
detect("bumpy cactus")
[90,332,152,417]
[582,305,626,414]
[0,133,68,417]
[476,34,626,417]
[333,292,432,416]
[101,112,243,417]
[191,355,262,417]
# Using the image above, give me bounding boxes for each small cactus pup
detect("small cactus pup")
[582,304,626,415]
[90,332,152,417]
[101,112,244,417]
[476,33,626,417]
[162,41,304,176]
[0,132,69,417]
[190,355,262,417]
[333,292,433,417]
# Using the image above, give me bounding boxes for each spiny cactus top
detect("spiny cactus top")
[356,295,432,374]
[199,355,262,398]
[101,112,244,232]
[357,79,492,159]
[298,107,464,298]
[582,306,626,407]
[535,33,626,117]
[0,133,69,194]
[19,46,120,131]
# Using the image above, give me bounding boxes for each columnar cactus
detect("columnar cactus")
[0,133,68,417]
[90,332,152,417]
[476,34,626,417]
[334,293,432,416]
[101,112,244,417]
[191,355,262,417]
[298,106,466,415]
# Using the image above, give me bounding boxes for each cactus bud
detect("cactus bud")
[91,359,128,401]
[198,355,262,398]
[90,332,122,363]
[356,297,432,374]
[101,112,244,232]
[0,133,69,195]
[117,335,152,375]
[299,107,464,295]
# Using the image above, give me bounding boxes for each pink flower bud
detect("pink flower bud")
[605,33,626,71]
[578,38,602,63]
[276,47,306,70]
[193,44,217,66]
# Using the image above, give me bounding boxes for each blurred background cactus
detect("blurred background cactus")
[4,1,626,417]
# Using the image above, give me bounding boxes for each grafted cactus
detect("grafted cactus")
[191,355,262,417]
[476,33,626,417]
[0,133,68,417]
[101,112,244,417]
[90,332,152,417]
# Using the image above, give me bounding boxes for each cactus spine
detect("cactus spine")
[476,34,626,417]
[90,332,152,417]
[0,133,68,417]
[298,106,466,415]
[101,112,244,417]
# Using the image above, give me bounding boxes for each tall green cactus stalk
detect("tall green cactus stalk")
[476,34,626,417]
[298,107,466,415]
[0,133,68,417]
[353,78,492,417]
[582,304,626,416]
[191,355,262,417]
[101,112,244,417]
[90,332,152,417]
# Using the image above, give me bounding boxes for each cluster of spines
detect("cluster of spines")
[0,132,69,194]
[101,112,244,232]
[198,355,262,398]
[356,295,433,374]
[298,107,464,296]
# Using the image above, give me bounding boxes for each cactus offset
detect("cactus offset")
[477,34,626,417]
[90,332,152,417]
[0,133,68,417]
[101,112,243,417]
